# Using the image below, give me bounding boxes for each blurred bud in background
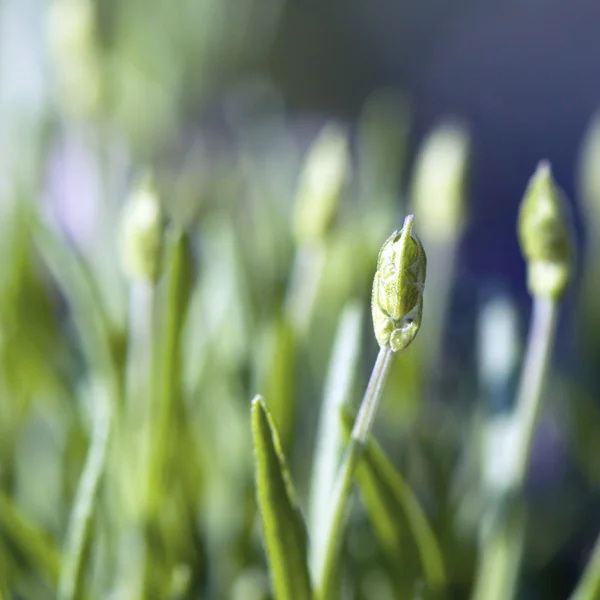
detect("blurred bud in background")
[47,0,103,119]
[119,176,163,283]
[411,122,470,245]
[518,162,573,299]
[577,112,600,371]
[410,122,470,385]
[357,90,409,209]
[578,111,600,228]
[292,123,350,246]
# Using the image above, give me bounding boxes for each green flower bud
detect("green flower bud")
[517,161,573,299]
[48,0,102,117]
[410,122,470,243]
[119,177,163,282]
[371,215,427,352]
[293,124,349,244]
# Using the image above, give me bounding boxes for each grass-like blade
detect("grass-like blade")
[251,396,312,600]
[28,212,121,405]
[0,492,61,587]
[308,301,363,575]
[342,411,446,594]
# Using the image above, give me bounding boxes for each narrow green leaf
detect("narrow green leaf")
[341,411,446,594]
[251,396,312,600]
[147,228,195,515]
[0,492,61,586]
[59,384,111,600]
[28,212,121,405]
[309,301,363,555]
[256,315,297,452]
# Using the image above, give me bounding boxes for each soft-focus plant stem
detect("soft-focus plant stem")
[58,386,111,600]
[473,296,558,600]
[510,298,558,486]
[314,346,394,599]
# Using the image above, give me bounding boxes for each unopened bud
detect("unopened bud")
[578,111,600,226]
[371,215,427,352]
[411,122,470,243]
[517,162,573,299]
[119,178,163,282]
[293,124,349,244]
[48,0,102,117]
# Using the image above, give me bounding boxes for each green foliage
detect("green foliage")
[3,5,600,595]
[251,397,313,600]
[340,411,446,595]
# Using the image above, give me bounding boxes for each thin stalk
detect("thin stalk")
[511,297,559,487]
[123,281,156,507]
[314,346,394,599]
[309,302,364,549]
[116,282,155,599]
[472,296,558,600]
[58,387,111,600]
[569,532,600,600]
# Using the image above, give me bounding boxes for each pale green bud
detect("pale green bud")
[371,215,427,352]
[48,0,102,117]
[119,178,163,282]
[410,122,470,242]
[293,124,349,244]
[517,162,573,299]
[578,111,600,225]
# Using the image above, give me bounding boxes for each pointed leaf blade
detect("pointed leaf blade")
[252,396,312,600]
[342,411,446,593]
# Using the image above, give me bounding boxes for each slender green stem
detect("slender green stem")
[58,387,111,600]
[569,532,600,600]
[472,296,558,600]
[314,346,394,599]
[116,282,155,599]
[511,297,559,488]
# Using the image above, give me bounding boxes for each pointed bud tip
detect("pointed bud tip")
[371,215,426,351]
[518,161,574,299]
[119,177,164,282]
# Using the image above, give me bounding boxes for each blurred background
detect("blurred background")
[3,0,600,598]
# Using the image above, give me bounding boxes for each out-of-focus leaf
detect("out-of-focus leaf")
[28,211,121,405]
[309,301,363,551]
[357,90,410,208]
[58,381,111,600]
[470,500,524,600]
[255,315,297,452]
[567,383,600,489]
[251,396,312,600]
[147,228,195,516]
[341,411,446,595]
[0,491,61,587]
